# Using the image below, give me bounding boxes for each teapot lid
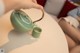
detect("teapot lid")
[11,10,34,31]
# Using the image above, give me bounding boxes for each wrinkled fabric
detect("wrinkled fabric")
[68,7,80,18]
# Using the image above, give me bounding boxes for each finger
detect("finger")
[32,0,37,3]
[32,3,43,10]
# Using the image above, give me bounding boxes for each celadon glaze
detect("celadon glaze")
[10,10,34,32]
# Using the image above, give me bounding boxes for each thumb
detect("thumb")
[32,3,43,10]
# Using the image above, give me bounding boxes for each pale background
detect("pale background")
[0,9,69,53]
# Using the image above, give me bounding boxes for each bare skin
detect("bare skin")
[65,34,77,50]
[58,19,80,44]
[70,45,80,53]
[58,18,80,53]
[2,0,43,13]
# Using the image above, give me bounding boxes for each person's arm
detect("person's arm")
[76,17,80,22]
[59,19,80,44]
[0,0,43,15]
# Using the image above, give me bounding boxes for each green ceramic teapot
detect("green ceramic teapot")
[10,9,44,32]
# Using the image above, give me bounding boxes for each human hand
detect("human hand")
[15,0,43,10]
[3,0,43,13]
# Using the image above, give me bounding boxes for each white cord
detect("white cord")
[0,0,5,16]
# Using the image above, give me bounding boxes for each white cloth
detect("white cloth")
[64,16,79,28]
[44,0,65,16]
[0,0,5,16]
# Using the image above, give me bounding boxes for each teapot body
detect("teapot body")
[10,10,34,32]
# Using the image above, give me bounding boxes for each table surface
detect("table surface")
[0,9,69,53]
